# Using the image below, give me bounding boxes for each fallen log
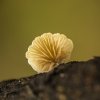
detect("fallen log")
[0,57,100,100]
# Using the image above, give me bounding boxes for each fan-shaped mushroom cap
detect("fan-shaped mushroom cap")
[26,33,73,73]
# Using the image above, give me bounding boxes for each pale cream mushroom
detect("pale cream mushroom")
[26,32,73,73]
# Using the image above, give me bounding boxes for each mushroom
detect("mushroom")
[26,32,73,73]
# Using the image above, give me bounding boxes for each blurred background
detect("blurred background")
[0,0,100,81]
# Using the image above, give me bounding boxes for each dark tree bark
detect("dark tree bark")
[0,57,100,100]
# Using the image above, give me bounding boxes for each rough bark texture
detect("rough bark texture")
[0,57,100,100]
